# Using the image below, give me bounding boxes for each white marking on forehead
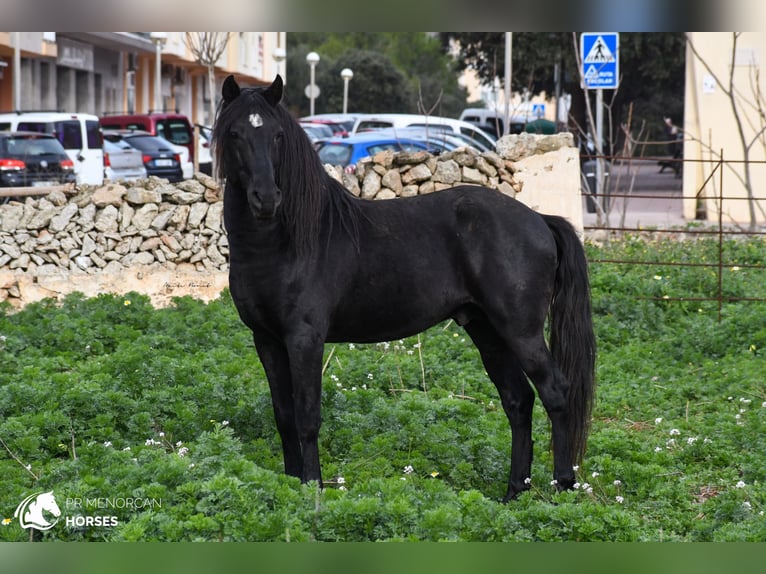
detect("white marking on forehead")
[249,113,264,128]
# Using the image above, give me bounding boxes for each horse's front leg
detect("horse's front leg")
[285,330,326,486]
[253,331,302,478]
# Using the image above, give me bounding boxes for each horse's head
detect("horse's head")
[215,75,285,220]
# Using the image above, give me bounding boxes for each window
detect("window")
[86,120,102,149]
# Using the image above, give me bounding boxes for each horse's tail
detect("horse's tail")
[543,215,596,466]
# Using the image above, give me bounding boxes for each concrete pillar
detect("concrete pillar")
[57,67,76,112]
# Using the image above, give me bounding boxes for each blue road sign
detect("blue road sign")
[581,33,619,89]
[531,103,545,118]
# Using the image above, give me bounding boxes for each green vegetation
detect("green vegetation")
[0,236,764,541]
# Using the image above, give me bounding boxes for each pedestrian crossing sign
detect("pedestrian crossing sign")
[581,33,619,89]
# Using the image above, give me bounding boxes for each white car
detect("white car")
[0,111,104,185]
[196,124,213,175]
[169,142,193,180]
[103,138,147,182]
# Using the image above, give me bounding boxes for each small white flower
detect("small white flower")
[615,496,625,504]
[669,429,681,436]
[582,482,591,491]
[655,446,663,452]
[655,417,663,424]
[367,373,374,380]
[158,431,165,438]
[573,482,581,489]
[122,446,131,452]
[613,480,622,487]
[337,476,346,485]
[403,465,414,475]
[591,471,600,478]
[572,465,579,472]
[704,438,713,444]
[330,374,339,381]
[742,501,751,510]
[348,343,356,350]
[351,386,357,391]
[177,447,189,457]
[176,441,183,447]
[524,477,532,485]
[25,464,31,471]
[739,398,751,404]
[188,463,196,469]
[762,402,766,408]
[407,350,414,355]
[653,275,663,280]
[413,343,421,349]
[339,485,347,491]
[336,382,342,388]
[585,487,593,494]
[736,480,746,489]
[687,437,698,445]
[551,479,558,486]
[103,441,113,448]
[221,420,229,427]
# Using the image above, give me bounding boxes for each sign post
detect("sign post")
[580,32,619,213]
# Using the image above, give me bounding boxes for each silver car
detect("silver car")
[103,137,147,182]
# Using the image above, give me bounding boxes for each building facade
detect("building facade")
[0,32,286,127]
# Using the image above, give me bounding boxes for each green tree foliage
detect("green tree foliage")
[282,33,466,117]
[441,32,686,144]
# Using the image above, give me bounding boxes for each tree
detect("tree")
[284,33,466,117]
[184,33,231,125]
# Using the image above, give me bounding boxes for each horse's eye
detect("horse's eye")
[274,131,284,145]
[229,129,240,139]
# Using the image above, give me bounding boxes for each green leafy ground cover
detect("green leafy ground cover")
[0,236,763,541]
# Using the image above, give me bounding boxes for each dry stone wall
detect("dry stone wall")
[0,132,577,308]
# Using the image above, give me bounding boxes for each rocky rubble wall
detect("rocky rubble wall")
[0,133,578,308]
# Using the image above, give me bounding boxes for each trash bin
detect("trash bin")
[582,159,598,213]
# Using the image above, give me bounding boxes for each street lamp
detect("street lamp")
[272,46,286,80]
[149,32,168,112]
[305,51,320,116]
[340,68,353,114]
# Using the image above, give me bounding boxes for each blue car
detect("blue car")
[316,133,437,168]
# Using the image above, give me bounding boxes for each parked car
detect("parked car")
[316,133,438,168]
[103,138,147,182]
[195,124,213,175]
[373,127,492,153]
[351,113,497,151]
[0,112,103,185]
[300,113,359,134]
[300,122,334,144]
[100,113,195,165]
[0,131,75,193]
[104,130,183,182]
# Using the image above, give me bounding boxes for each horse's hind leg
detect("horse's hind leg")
[505,332,576,491]
[464,318,535,502]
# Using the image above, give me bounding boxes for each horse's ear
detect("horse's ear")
[262,75,283,107]
[222,75,240,104]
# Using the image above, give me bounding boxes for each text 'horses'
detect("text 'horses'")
[213,75,596,501]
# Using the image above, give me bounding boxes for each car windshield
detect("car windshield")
[157,120,192,145]
[123,135,175,152]
[317,142,353,166]
[2,136,65,157]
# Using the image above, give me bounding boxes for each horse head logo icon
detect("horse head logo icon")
[13,491,61,531]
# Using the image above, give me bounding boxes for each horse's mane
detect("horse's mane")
[213,87,360,255]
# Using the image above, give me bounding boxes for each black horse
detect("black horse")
[213,75,596,502]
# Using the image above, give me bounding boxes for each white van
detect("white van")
[351,114,497,151]
[0,112,104,185]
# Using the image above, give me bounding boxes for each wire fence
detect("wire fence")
[583,154,766,321]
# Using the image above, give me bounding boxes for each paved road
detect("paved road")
[582,158,686,228]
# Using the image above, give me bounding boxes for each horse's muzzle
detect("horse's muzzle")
[250,190,281,219]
